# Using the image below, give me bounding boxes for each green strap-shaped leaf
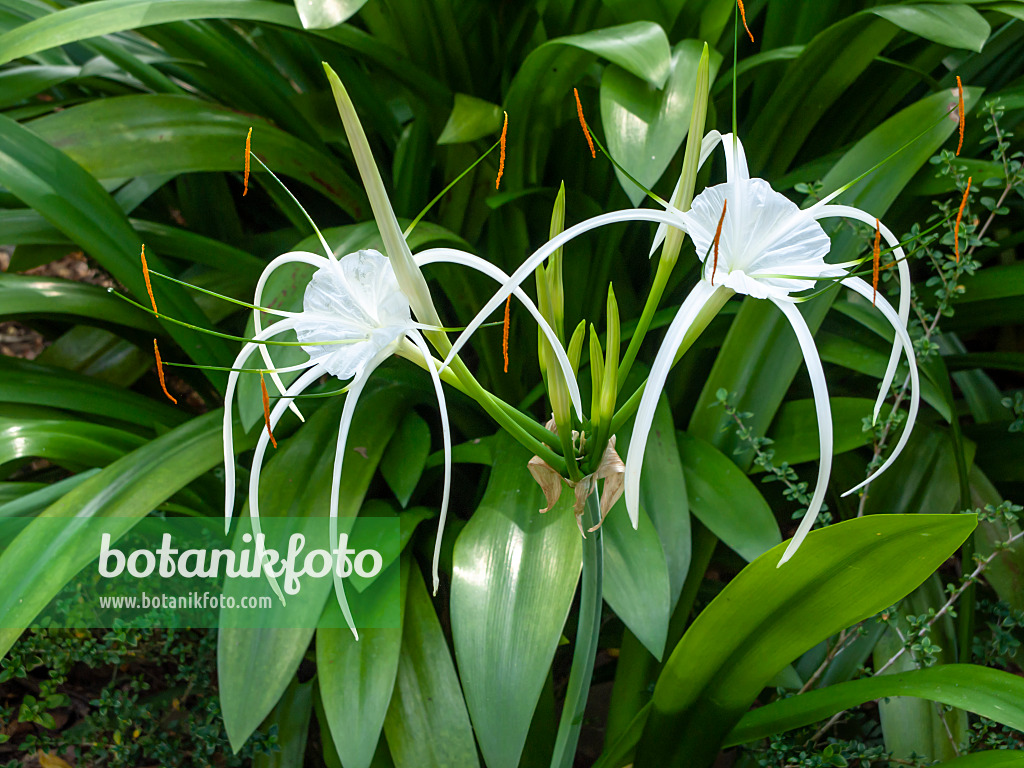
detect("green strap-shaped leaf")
[252,677,314,768]
[0,416,146,469]
[633,514,977,767]
[450,434,581,768]
[928,752,1024,768]
[872,4,990,52]
[0,273,160,332]
[294,0,368,29]
[766,397,889,467]
[28,94,366,216]
[0,112,231,386]
[725,664,1024,746]
[384,565,479,768]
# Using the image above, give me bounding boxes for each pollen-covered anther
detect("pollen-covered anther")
[956,76,965,157]
[872,218,881,306]
[955,176,972,264]
[140,244,158,317]
[574,88,596,159]
[244,126,252,196]
[737,0,755,43]
[502,294,511,373]
[153,339,177,405]
[260,370,277,449]
[711,199,728,287]
[496,111,508,190]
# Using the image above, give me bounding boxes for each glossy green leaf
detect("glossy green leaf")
[677,431,780,562]
[38,327,150,386]
[0,64,78,108]
[0,470,98,518]
[872,4,990,52]
[28,95,365,215]
[930,753,1024,768]
[294,0,367,29]
[318,560,408,768]
[437,93,504,145]
[970,466,1024,610]
[0,273,160,333]
[0,410,239,660]
[634,514,977,767]
[0,112,231,385]
[450,434,581,768]
[380,412,431,508]
[0,416,145,470]
[252,677,313,768]
[766,397,882,467]
[384,564,479,768]
[219,381,413,751]
[600,40,722,205]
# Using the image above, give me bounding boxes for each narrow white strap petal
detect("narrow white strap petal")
[840,277,920,497]
[772,300,833,567]
[719,132,750,182]
[224,318,304,533]
[812,205,910,424]
[247,363,325,604]
[415,247,584,421]
[440,209,689,373]
[253,251,333,422]
[409,330,452,596]
[624,281,717,528]
[328,347,392,640]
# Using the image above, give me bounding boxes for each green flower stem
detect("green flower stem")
[550,491,603,768]
[616,257,675,392]
[610,287,733,435]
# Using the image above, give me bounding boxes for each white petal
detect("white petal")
[771,299,833,567]
[253,251,333,421]
[415,247,584,421]
[840,277,920,496]
[649,130,724,257]
[440,208,689,373]
[625,281,717,527]
[248,363,326,603]
[719,132,750,182]
[409,330,452,596]
[812,205,910,424]
[224,318,304,533]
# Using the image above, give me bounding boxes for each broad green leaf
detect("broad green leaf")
[0,357,184,429]
[0,64,79,108]
[28,95,365,216]
[872,4,990,52]
[0,112,231,385]
[39,327,150,386]
[384,565,478,768]
[380,412,431,508]
[0,273,160,333]
[253,677,313,768]
[0,470,98,518]
[677,431,780,562]
[600,40,722,205]
[970,466,1024,610]
[437,94,504,145]
[930,753,1024,768]
[603,500,670,659]
[0,416,145,470]
[294,0,367,29]
[633,514,977,767]
[317,559,408,768]
[0,410,240,660]
[766,397,882,467]
[726,664,1024,746]
[450,434,581,768]
[219,381,412,751]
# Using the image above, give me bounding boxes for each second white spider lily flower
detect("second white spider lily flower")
[442,133,919,566]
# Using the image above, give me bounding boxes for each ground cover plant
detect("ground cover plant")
[1,0,1024,766]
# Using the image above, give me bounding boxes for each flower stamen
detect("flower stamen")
[153,340,177,404]
[872,218,881,306]
[956,76,964,157]
[260,370,278,448]
[496,111,508,190]
[244,126,252,196]
[737,0,754,43]
[712,199,727,286]
[955,176,971,264]
[574,88,596,159]
[502,294,511,373]
[140,244,158,317]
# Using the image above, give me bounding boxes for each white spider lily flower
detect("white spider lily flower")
[442,133,918,566]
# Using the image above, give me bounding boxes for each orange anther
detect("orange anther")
[574,88,596,159]
[712,199,727,286]
[140,244,158,317]
[153,340,177,405]
[244,127,252,196]
[260,370,277,449]
[955,177,971,264]
[496,111,508,190]
[956,77,964,157]
[502,295,511,373]
[872,219,881,306]
[737,0,754,43]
